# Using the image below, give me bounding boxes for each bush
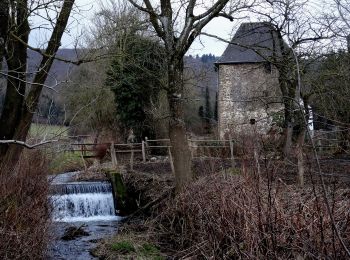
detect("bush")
[155,173,350,259]
[0,150,51,259]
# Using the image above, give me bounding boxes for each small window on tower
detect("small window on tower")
[263,62,272,73]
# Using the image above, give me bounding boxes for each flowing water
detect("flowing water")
[48,172,121,259]
[50,182,118,222]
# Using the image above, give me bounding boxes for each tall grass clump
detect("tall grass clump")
[0,150,51,259]
[155,171,350,259]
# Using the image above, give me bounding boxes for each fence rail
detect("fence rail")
[66,138,236,173]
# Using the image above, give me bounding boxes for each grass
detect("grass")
[29,123,68,139]
[110,240,135,253]
[48,151,86,174]
[154,172,350,259]
[140,243,162,257]
[0,150,51,259]
[219,167,241,175]
[29,124,93,174]
[93,234,165,260]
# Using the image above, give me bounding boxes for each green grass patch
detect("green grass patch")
[48,151,85,174]
[149,256,165,260]
[93,234,166,260]
[29,123,68,139]
[140,243,163,258]
[110,240,135,254]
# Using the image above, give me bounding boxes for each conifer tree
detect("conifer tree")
[105,35,165,139]
[214,92,218,122]
[204,86,212,133]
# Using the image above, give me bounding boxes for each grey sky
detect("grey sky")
[29,0,341,56]
[29,0,242,56]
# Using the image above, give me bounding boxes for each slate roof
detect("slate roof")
[216,22,285,64]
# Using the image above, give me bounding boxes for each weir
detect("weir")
[50,181,119,222]
[52,182,112,194]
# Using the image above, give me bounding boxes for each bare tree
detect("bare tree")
[203,0,336,186]
[127,0,251,191]
[0,0,75,169]
[252,0,334,159]
[0,0,9,70]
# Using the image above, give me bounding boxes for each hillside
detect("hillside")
[0,49,218,125]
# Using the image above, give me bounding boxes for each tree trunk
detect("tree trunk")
[283,121,293,158]
[0,71,26,157]
[0,0,75,169]
[296,128,306,187]
[167,58,192,192]
[275,30,297,159]
[0,0,29,160]
[126,0,234,191]
[279,74,296,159]
[0,0,9,69]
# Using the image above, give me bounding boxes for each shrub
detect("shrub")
[0,150,51,259]
[155,173,350,259]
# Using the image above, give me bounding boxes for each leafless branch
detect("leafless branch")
[0,139,58,149]
[10,32,107,65]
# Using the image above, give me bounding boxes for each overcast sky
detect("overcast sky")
[29,0,247,57]
[28,0,345,56]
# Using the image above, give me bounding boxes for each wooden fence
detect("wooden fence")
[307,130,349,155]
[68,138,236,173]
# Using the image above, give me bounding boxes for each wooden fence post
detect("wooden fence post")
[130,144,134,171]
[145,137,149,159]
[168,147,175,174]
[189,138,194,159]
[110,142,118,168]
[142,141,146,162]
[80,148,88,172]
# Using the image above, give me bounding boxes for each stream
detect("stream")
[48,172,122,259]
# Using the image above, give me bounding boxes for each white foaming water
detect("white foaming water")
[50,182,120,222]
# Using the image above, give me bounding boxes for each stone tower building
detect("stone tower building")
[215,22,284,139]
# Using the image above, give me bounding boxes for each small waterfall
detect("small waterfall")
[50,181,119,222]
[52,182,112,194]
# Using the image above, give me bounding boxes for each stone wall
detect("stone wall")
[218,63,283,139]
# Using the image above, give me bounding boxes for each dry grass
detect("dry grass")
[92,156,350,259]
[153,172,350,259]
[121,169,174,217]
[0,150,51,260]
[94,132,350,259]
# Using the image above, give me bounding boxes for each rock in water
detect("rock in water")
[61,226,90,240]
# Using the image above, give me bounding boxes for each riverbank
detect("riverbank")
[48,221,119,260]
[91,223,165,259]
[90,159,350,259]
[0,150,51,260]
[48,170,121,259]
[90,168,173,260]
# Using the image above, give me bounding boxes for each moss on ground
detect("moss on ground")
[92,232,165,260]
[110,240,135,253]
